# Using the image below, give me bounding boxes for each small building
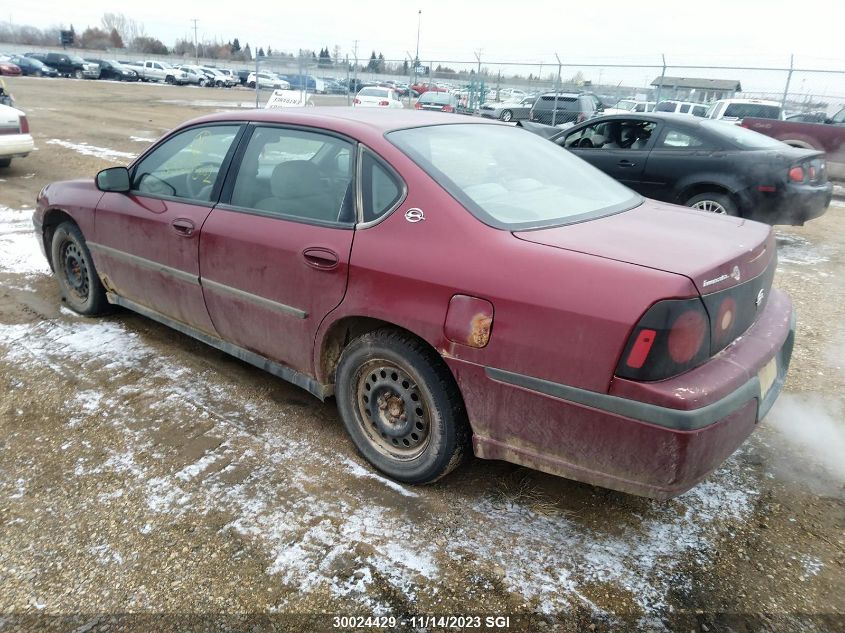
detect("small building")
[650,76,742,103]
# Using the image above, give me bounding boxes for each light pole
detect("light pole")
[413,9,421,90]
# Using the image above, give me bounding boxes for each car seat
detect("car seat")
[255,160,338,222]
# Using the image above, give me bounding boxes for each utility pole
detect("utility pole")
[413,10,421,91]
[191,18,199,65]
[352,39,359,100]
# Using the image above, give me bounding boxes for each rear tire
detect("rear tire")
[500,109,513,122]
[686,192,738,216]
[335,329,470,484]
[0,158,11,168]
[247,81,255,88]
[50,222,109,316]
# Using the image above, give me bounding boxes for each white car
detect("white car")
[247,72,290,90]
[705,98,784,123]
[353,87,404,108]
[200,67,238,87]
[653,100,709,117]
[602,100,656,115]
[0,104,34,168]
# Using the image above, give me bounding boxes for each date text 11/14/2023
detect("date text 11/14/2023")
[332,615,512,629]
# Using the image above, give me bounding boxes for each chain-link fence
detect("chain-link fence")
[2,41,844,119]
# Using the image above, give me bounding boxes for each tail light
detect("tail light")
[378,100,389,106]
[576,112,586,123]
[616,298,711,381]
[414,101,422,109]
[353,98,361,104]
[441,104,454,112]
[788,166,804,182]
[19,115,29,134]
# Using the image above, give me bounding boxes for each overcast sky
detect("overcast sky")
[10,1,845,98]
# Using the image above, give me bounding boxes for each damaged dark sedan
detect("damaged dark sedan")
[550,113,832,225]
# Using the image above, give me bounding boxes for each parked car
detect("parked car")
[0,78,12,107]
[353,87,404,108]
[124,60,187,84]
[742,106,845,180]
[279,74,325,94]
[414,91,469,114]
[478,96,536,122]
[236,69,251,85]
[33,109,796,499]
[602,100,656,115]
[246,72,290,89]
[216,69,240,86]
[410,82,447,95]
[26,52,99,79]
[0,102,33,167]
[654,101,708,117]
[200,67,238,87]
[550,113,831,225]
[529,92,603,126]
[705,98,783,123]
[1,54,57,77]
[0,60,22,76]
[176,65,211,86]
[85,59,138,81]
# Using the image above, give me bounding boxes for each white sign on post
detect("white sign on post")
[265,89,314,109]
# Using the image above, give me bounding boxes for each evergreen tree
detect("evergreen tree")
[231,38,241,53]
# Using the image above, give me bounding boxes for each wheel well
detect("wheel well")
[677,183,735,206]
[40,208,77,269]
[319,316,437,386]
[783,139,815,150]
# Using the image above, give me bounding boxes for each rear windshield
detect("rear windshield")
[536,96,577,110]
[420,92,453,104]
[360,88,389,98]
[388,124,640,230]
[700,120,786,149]
[722,103,781,119]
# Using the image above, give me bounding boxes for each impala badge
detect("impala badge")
[405,208,425,223]
[731,265,741,282]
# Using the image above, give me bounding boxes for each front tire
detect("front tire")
[50,222,108,315]
[165,75,175,84]
[500,109,513,122]
[74,69,83,79]
[335,329,470,484]
[686,192,738,216]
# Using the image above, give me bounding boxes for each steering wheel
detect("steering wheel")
[186,162,220,199]
[576,138,594,148]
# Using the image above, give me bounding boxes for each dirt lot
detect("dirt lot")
[0,77,843,632]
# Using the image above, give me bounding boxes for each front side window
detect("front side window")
[564,120,655,150]
[389,124,639,230]
[229,126,354,224]
[132,125,239,202]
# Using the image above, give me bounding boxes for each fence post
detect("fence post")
[254,54,259,108]
[346,55,350,106]
[552,53,561,126]
[781,53,794,109]
[654,54,666,105]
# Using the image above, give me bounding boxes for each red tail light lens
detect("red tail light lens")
[353,98,361,104]
[617,298,711,381]
[577,113,586,123]
[441,104,454,112]
[19,115,29,134]
[414,101,422,109]
[378,100,389,106]
[788,166,804,182]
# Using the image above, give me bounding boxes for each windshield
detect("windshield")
[69,55,85,64]
[722,103,781,119]
[388,124,640,230]
[700,120,786,149]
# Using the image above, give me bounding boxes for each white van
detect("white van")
[654,101,708,117]
[705,99,783,122]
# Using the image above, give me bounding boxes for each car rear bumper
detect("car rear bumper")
[0,134,35,159]
[746,181,832,225]
[447,288,795,499]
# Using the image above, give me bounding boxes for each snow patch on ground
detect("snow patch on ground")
[775,232,829,266]
[129,136,156,143]
[46,139,135,162]
[0,205,49,276]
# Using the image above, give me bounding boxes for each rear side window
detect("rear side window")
[658,129,710,149]
[722,103,781,119]
[679,104,691,113]
[537,96,577,110]
[655,102,677,112]
[361,152,403,223]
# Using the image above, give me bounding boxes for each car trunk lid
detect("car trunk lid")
[513,200,775,296]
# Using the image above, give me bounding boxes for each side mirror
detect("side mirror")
[96,166,130,192]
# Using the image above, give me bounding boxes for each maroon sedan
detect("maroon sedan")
[33,109,795,499]
[0,61,22,76]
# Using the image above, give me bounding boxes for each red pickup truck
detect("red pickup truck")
[742,107,845,179]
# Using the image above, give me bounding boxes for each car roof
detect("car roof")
[714,98,781,106]
[183,107,493,139]
[567,112,707,126]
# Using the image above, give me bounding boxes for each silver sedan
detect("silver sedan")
[478,96,536,121]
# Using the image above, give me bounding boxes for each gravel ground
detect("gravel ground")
[0,77,843,633]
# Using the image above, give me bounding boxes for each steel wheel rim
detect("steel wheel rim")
[355,360,430,460]
[691,199,727,214]
[60,240,89,301]
[501,110,512,121]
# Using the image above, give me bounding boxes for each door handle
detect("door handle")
[618,160,636,167]
[303,247,339,270]
[171,218,195,236]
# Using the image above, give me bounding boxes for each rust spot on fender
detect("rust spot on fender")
[467,313,492,348]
